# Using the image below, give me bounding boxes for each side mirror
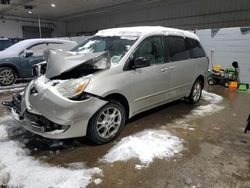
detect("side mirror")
[24,50,33,58]
[132,57,150,69]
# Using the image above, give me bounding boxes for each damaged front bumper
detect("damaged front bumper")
[3,79,107,139]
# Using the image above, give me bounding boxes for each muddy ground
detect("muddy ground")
[0,86,249,188]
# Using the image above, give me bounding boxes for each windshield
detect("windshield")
[71,36,138,64]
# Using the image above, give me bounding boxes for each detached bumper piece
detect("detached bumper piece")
[2,94,22,118]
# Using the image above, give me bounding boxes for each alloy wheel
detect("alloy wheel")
[0,69,16,85]
[192,81,202,102]
[96,107,122,139]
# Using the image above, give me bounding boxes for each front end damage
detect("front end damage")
[3,50,110,139]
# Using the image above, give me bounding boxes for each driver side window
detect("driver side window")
[133,36,165,65]
[27,43,48,57]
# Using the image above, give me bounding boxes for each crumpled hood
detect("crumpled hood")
[44,49,111,79]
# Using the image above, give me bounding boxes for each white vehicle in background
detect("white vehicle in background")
[6,26,209,144]
[0,38,77,86]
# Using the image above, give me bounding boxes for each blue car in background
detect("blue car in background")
[0,38,13,51]
[0,38,77,86]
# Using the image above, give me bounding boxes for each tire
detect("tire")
[0,67,17,86]
[186,79,203,104]
[208,78,215,85]
[87,101,126,145]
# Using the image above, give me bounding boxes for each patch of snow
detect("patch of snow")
[135,164,148,170]
[94,178,102,185]
[10,108,20,121]
[0,124,102,188]
[96,26,199,41]
[0,125,8,140]
[189,90,224,117]
[190,103,224,117]
[0,115,11,122]
[67,162,87,169]
[102,129,183,166]
[201,90,223,104]
[164,91,224,130]
[0,88,24,93]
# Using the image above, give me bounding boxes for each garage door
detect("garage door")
[197,27,250,84]
[22,26,53,39]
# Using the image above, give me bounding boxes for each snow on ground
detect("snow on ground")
[0,83,27,93]
[189,90,224,117]
[94,178,102,185]
[0,89,223,185]
[172,90,224,128]
[102,91,223,168]
[0,123,102,188]
[0,87,24,93]
[102,129,183,167]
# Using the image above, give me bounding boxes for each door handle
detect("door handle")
[161,68,169,72]
[169,66,176,70]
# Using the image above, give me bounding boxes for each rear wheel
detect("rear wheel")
[0,67,17,86]
[87,101,126,145]
[186,79,203,104]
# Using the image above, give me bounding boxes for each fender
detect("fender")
[0,62,20,77]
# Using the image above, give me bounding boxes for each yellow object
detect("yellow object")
[75,83,87,94]
[213,65,222,72]
[229,81,238,90]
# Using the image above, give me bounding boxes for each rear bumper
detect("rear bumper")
[4,79,107,139]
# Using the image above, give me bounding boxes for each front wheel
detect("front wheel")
[186,79,203,104]
[208,78,215,85]
[0,67,17,86]
[87,101,126,145]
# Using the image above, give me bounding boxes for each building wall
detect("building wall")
[0,16,66,39]
[65,0,250,35]
[197,27,250,84]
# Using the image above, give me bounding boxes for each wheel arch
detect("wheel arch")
[104,93,130,120]
[196,75,205,89]
[0,63,19,77]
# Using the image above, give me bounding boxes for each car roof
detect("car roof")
[3,38,76,54]
[0,37,9,40]
[96,26,199,41]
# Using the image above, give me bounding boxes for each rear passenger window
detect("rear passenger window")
[186,38,206,58]
[165,36,190,62]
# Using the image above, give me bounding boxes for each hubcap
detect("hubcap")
[192,82,202,102]
[96,107,122,139]
[0,69,15,85]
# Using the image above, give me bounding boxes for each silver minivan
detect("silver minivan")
[6,26,209,144]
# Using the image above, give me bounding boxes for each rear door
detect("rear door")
[164,36,194,99]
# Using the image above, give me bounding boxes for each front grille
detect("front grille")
[33,62,47,77]
[24,112,68,132]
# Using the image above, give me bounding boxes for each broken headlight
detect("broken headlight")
[55,78,90,99]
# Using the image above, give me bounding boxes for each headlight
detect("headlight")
[55,78,90,98]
